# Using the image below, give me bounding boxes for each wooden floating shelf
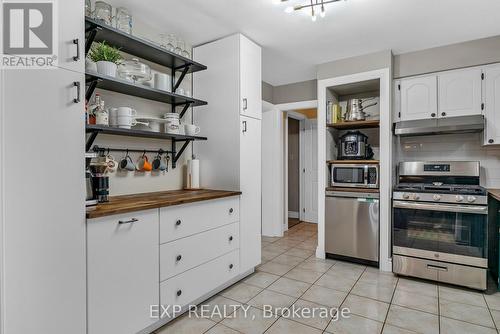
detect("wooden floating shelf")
[327,120,380,130]
[85,72,207,107]
[86,124,207,142]
[85,17,207,73]
[327,160,379,164]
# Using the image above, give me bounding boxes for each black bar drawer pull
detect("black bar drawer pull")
[73,81,81,103]
[73,38,80,61]
[427,264,448,272]
[118,218,138,224]
[175,219,182,226]
[176,255,182,262]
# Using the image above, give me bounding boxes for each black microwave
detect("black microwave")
[330,164,379,188]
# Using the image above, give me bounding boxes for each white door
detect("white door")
[240,116,262,271]
[57,0,85,73]
[438,68,482,118]
[303,119,318,223]
[240,35,262,120]
[483,65,500,145]
[400,75,438,121]
[3,69,86,333]
[87,210,159,334]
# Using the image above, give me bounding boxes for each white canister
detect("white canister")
[116,107,137,117]
[185,159,200,189]
[163,113,180,134]
[96,61,118,77]
[154,73,171,92]
[95,108,109,126]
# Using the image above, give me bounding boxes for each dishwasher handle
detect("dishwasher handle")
[326,191,379,199]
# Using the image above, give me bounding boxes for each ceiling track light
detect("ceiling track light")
[279,0,344,20]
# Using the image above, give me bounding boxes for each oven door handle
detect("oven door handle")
[393,201,488,215]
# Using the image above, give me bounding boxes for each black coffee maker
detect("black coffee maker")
[89,157,109,203]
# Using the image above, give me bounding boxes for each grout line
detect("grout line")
[380,276,400,333]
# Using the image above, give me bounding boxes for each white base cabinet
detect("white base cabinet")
[87,210,159,334]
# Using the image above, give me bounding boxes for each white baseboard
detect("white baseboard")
[288,211,299,219]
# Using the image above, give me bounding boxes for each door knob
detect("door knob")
[175,219,182,226]
[431,113,436,117]
[176,290,182,296]
[441,112,446,117]
[176,255,182,261]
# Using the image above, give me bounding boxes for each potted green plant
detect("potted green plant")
[88,41,123,77]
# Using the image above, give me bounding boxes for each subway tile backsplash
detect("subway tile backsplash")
[396,133,500,188]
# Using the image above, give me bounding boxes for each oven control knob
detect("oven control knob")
[433,194,442,201]
[403,193,410,200]
[467,195,477,203]
[455,195,464,202]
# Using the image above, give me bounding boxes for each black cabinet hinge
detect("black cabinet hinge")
[481,73,485,80]
[398,84,401,91]
[398,112,401,118]
[481,103,485,110]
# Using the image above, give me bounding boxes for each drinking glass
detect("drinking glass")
[160,34,176,52]
[181,45,191,59]
[175,38,185,55]
[85,0,92,17]
[115,7,132,34]
[94,1,112,25]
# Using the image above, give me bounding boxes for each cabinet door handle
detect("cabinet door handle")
[229,208,234,214]
[73,81,81,103]
[431,113,436,118]
[441,112,446,117]
[118,218,138,224]
[229,236,234,242]
[72,39,80,61]
[175,219,182,226]
[242,121,247,133]
[229,264,234,269]
[427,264,448,272]
[176,255,182,262]
[242,98,248,111]
[489,139,495,144]
[176,290,182,297]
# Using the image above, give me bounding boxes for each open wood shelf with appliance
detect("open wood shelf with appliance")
[84,17,209,168]
[327,119,379,130]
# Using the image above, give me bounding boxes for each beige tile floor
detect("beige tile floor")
[156,222,500,334]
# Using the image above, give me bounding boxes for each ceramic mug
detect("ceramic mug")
[137,155,152,172]
[152,155,167,171]
[154,73,171,92]
[184,124,200,136]
[116,107,137,117]
[119,155,135,171]
[106,154,118,173]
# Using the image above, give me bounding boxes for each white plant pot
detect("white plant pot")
[96,61,117,77]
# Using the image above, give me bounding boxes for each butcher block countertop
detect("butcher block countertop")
[489,189,500,202]
[87,189,242,219]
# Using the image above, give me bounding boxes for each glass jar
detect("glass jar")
[115,7,132,34]
[175,38,184,55]
[159,34,176,53]
[181,45,191,59]
[85,0,92,17]
[118,58,152,83]
[94,1,112,25]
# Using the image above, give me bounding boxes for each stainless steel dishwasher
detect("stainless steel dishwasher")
[325,190,379,264]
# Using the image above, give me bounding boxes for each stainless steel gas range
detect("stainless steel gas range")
[392,161,488,290]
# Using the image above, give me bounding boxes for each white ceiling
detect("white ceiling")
[109,0,500,86]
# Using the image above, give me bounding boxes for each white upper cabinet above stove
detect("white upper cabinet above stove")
[397,66,484,122]
[438,68,482,118]
[400,75,437,121]
[483,64,500,145]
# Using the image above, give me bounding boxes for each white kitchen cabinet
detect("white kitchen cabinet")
[240,36,262,119]
[400,75,438,121]
[87,210,159,334]
[2,69,86,334]
[394,79,401,122]
[194,33,262,275]
[438,68,482,118]
[57,0,85,73]
[483,64,500,145]
[240,116,262,270]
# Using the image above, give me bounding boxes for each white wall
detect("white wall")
[396,133,500,188]
[90,8,193,196]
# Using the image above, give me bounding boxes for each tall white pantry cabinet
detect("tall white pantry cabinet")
[0,1,86,333]
[194,34,262,273]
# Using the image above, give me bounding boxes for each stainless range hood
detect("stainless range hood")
[395,115,484,137]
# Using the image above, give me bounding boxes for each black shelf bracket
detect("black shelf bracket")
[86,131,99,152]
[171,139,192,169]
[86,78,100,102]
[179,103,192,119]
[173,65,191,92]
[85,24,101,55]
